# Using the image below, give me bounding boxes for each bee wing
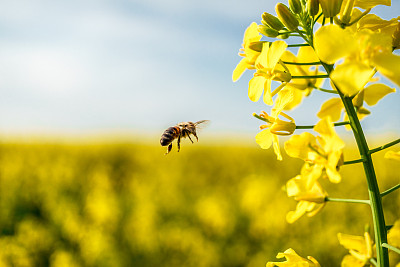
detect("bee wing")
[194,120,210,129]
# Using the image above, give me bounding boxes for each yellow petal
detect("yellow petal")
[244,22,261,43]
[317,98,343,121]
[331,62,374,96]
[355,0,391,9]
[372,53,400,87]
[271,88,294,118]
[314,117,345,152]
[363,83,396,106]
[284,132,316,160]
[255,129,273,149]
[272,134,283,161]
[314,25,357,64]
[232,58,248,82]
[263,79,273,105]
[286,201,316,223]
[357,14,399,32]
[248,76,265,102]
[268,40,288,68]
[297,46,320,63]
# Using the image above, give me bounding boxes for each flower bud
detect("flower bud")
[392,22,400,50]
[319,0,343,18]
[262,12,285,31]
[307,0,319,17]
[276,3,299,31]
[257,25,279,37]
[289,0,302,14]
[248,41,268,52]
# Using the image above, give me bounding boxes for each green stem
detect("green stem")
[287,43,310,47]
[312,85,338,94]
[382,243,400,255]
[291,74,329,79]
[380,184,400,197]
[325,197,370,205]
[321,63,389,267]
[295,121,350,129]
[369,138,400,154]
[343,158,366,165]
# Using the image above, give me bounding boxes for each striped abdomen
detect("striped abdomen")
[160,126,180,146]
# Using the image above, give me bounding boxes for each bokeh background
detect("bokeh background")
[0,0,399,266]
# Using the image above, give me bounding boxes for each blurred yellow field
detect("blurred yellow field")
[0,142,398,266]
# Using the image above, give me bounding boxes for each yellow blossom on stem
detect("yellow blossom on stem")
[338,231,374,267]
[284,117,344,183]
[248,41,291,105]
[255,88,295,161]
[232,22,262,82]
[266,248,321,267]
[317,83,396,123]
[314,24,400,95]
[286,164,327,223]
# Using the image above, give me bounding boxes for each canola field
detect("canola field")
[0,141,399,267]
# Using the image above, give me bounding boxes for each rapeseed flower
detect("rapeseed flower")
[266,248,320,267]
[284,117,344,183]
[249,41,291,105]
[255,88,295,161]
[232,22,262,82]
[317,83,396,122]
[286,164,327,223]
[314,24,400,95]
[338,232,374,267]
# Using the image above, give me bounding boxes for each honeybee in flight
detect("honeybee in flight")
[160,120,209,155]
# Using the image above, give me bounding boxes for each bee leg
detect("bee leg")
[165,144,173,155]
[177,134,181,152]
[187,134,194,144]
[193,133,198,142]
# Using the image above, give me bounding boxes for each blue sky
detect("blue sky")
[0,0,399,140]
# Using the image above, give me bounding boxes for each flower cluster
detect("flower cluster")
[233,0,400,265]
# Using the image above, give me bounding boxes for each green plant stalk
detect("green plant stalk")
[325,197,370,205]
[321,63,389,266]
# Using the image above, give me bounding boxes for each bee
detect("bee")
[160,120,209,155]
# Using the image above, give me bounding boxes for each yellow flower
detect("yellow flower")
[284,117,344,183]
[249,41,291,105]
[338,231,374,267]
[232,22,262,82]
[286,164,327,223]
[281,46,326,110]
[266,248,320,267]
[314,24,400,95]
[255,88,295,161]
[385,151,400,161]
[317,83,396,123]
